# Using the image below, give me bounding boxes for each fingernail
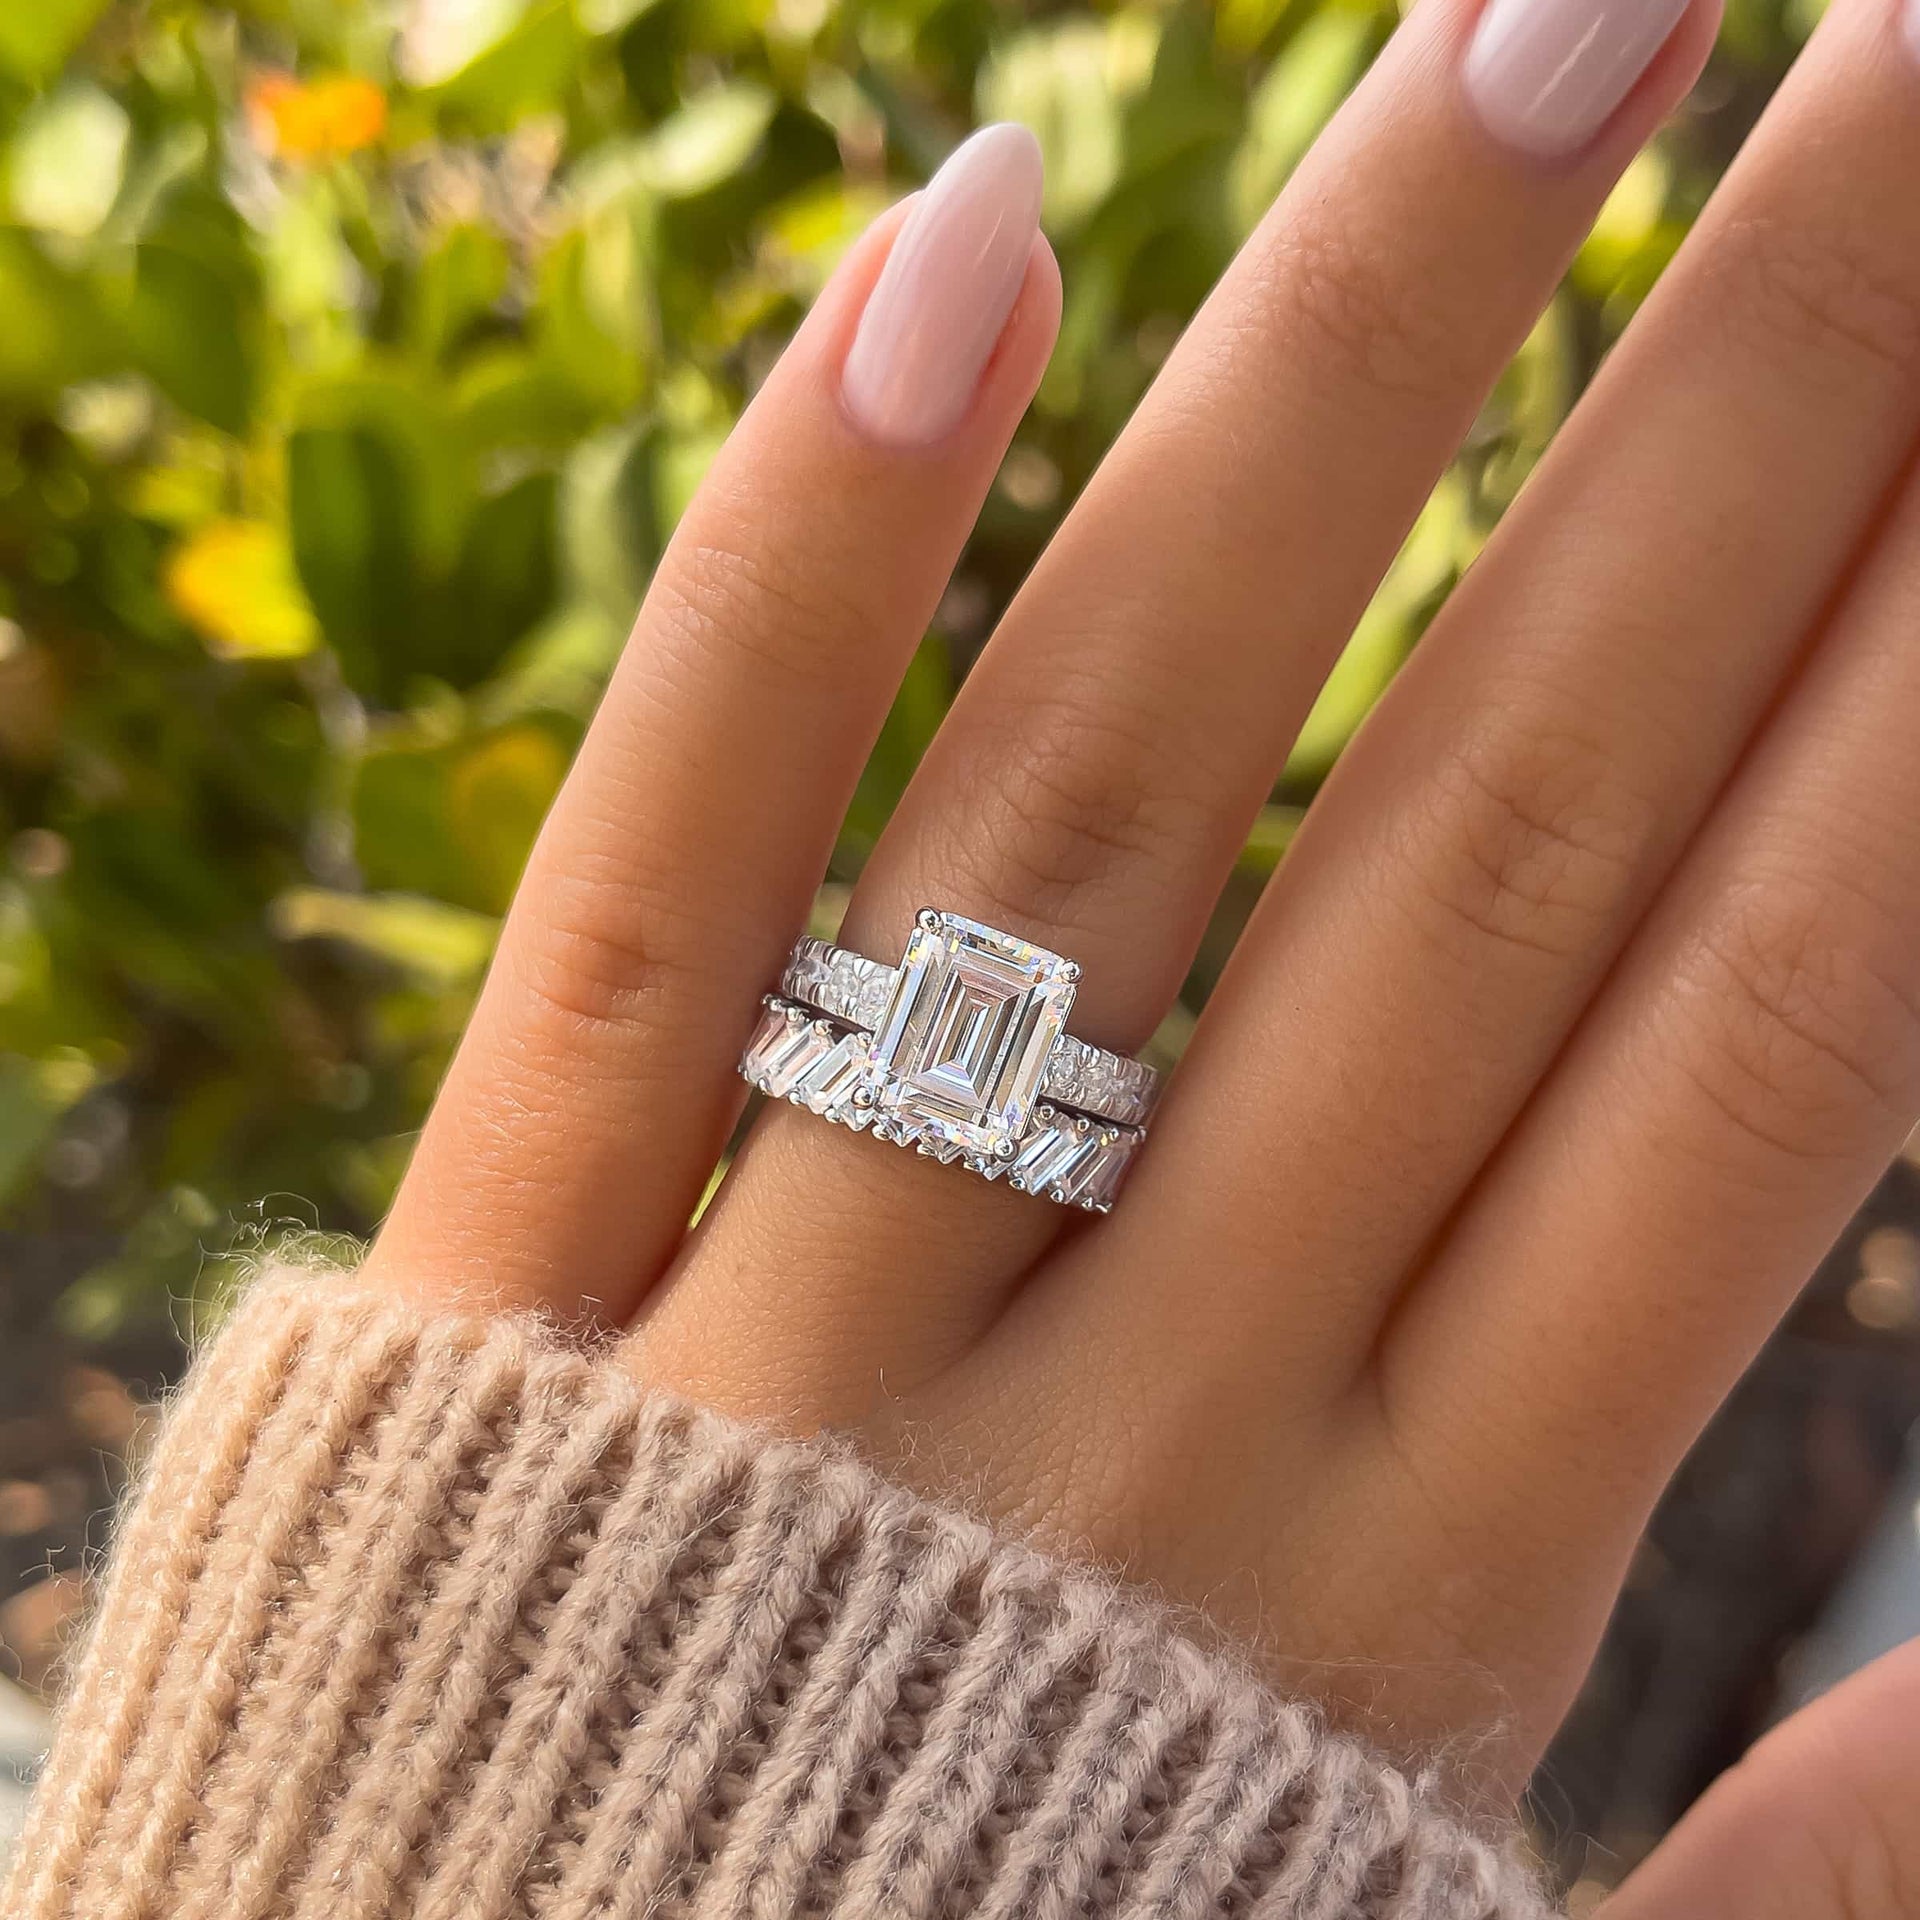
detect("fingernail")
[1463,0,1691,159]
[841,123,1044,447]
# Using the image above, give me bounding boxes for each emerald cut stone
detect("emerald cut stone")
[867,913,1077,1159]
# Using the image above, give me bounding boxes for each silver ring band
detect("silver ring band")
[739,912,1161,1211]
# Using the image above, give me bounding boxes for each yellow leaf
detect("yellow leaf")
[163,519,321,661]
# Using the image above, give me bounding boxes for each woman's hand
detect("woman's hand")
[363,0,1920,1799]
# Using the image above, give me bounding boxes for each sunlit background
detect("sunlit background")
[2,0,1916,1900]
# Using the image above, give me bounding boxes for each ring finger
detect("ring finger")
[643,0,1719,1414]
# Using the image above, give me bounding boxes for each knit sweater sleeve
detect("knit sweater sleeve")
[4,1269,1554,1920]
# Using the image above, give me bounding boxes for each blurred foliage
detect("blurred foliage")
[0,0,1815,1332]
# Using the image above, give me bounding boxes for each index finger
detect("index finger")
[365,128,1061,1322]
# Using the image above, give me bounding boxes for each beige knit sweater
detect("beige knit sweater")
[4,1270,1553,1920]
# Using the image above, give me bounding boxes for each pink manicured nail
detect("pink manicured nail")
[841,123,1044,448]
[1463,0,1691,159]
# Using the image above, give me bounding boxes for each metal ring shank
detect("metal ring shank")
[780,936,1161,1129]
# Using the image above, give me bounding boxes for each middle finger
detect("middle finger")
[1090,0,1920,1395]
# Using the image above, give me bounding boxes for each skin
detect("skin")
[360,0,1920,1899]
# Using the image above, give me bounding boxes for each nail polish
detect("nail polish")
[1463,0,1692,159]
[841,123,1045,448]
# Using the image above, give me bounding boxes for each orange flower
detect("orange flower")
[246,72,387,162]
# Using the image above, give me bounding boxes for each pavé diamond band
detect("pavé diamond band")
[738,912,1161,1211]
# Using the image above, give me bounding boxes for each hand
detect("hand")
[363,0,1920,1796]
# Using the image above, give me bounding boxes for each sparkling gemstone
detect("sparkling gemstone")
[867,914,1077,1159]
[851,967,893,1028]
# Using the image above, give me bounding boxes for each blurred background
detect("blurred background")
[1,0,1917,1900]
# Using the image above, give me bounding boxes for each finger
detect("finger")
[1083,0,1920,1387]
[1604,1636,1920,1919]
[1388,438,1920,1539]
[365,128,1060,1321]
[642,0,1718,1415]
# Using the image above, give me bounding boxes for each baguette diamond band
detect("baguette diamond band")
[781,932,1161,1128]
[739,912,1160,1211]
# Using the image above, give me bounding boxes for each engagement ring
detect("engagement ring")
[739,911,1160,1210]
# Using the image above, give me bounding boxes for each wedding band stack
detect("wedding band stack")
[741,913,1161,1211]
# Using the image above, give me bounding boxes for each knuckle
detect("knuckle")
[1403,705,1655,966]
[1258,204,1471,406]
[506,862,704,1043]
[1703,214,1920,391]
[929,692,1213,929]
[1674,873,1920,1164]
[651,521,866,695]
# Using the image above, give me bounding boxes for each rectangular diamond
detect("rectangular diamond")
[867,914,1077,1158]
[744,1005,835,1098]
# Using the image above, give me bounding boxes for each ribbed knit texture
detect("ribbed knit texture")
[5,1269,1554,1920]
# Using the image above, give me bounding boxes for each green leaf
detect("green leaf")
[454,348,602,453]
[127,227,259,435]
[1121,10,1242,182]
[352,721,571,912]
[286,369,470,700]
[0,229,107,396]
[287,422,421,702]
[636,82,777,198]
[476,599,624,723]
[559,417,659,622]
[1573,149,1671,297]
[575,0,667,32]
[445,724,568,910]
[1230,10,1374,232]
[126,182,261,396]
[440,471,559,686]
[533,225,650,407]
[652,421,728,539]
[427,0,585,124]
[1214,0,1299,55]
[411,221,512,363]
[0,0,107,84]
[400,0,531,84]
[758,177,895,299]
